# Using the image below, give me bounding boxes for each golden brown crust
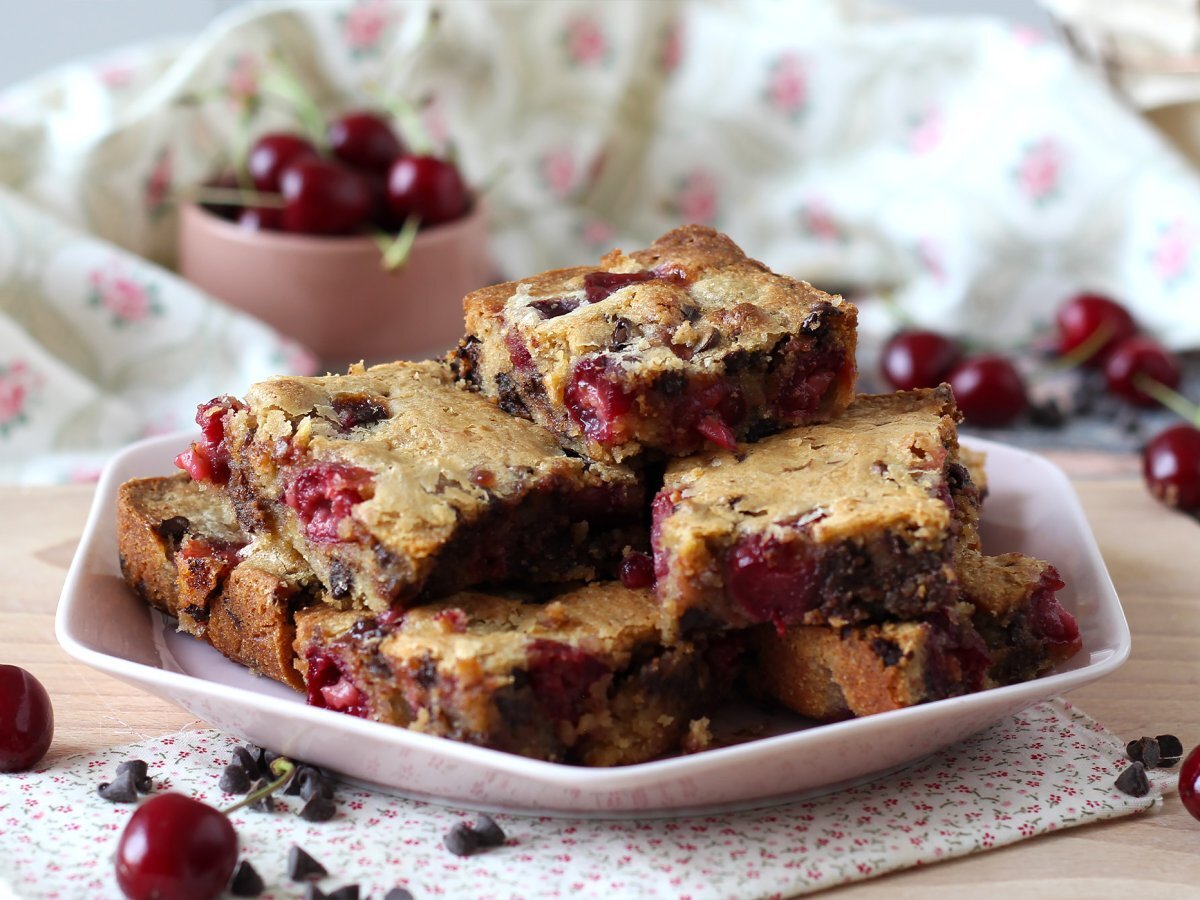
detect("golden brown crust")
[459,225,858,462]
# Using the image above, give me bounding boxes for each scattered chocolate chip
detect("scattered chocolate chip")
[298,768,335,801]
[443,821,480,857]
[1127,736,1162,769]
[229,859,265,897]
[384,889,414,900]
[472,814,506,848]
[247,778,275,813]
[232,746,261,780]
[220,763,252,794]
[288,846,328,881]
[97,768,139,804]
[116,759,153,793]
[1028,399,1066,429]
[1158,734,1184,766]
[326,886,360,900]
[300,793,337,823]
[1114,761,1151,797]
[304,886,327,900]
[259,749,282,772]
[285,764,312,796]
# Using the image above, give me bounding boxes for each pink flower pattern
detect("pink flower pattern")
[916,236,947,284]
[0,701,1160,898]
[540,149,578,200]
[142,148,172,220]
[0,360,36,436]
[1015,138,1064,204]
[564,15,610,68]
[224,53,260,115]
[88,261,162,326]
[800,198,844,244]
[1151,219,1194,287]
[765,52,809,121]
[659,18,684,75]
[341,0,391,56]
[674,169,719,225]
[578,218,616,249]
[909,106,944,156]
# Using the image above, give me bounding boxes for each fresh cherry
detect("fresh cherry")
[1055,293,1137,365]
[280,159,372,236]
[1143,424,1200,512]
[236,205,282,232]
[328,111,405,175]
[247,133,317,192]
[1180,744,1200,822]
[387,155,471,227]
[115,793,238,900]
[1103,336,1182,407]
[881,330,962,391]
[946,354,1027,427]
[0,665,53,772]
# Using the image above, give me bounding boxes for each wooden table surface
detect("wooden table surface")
[4,462,1200,898]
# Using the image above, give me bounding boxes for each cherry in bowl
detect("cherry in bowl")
[0,664,53,772]
[387,155,472,227]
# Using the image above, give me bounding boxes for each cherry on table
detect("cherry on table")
[1181,745,1200,822]
[387,155,472,227]
[1143,424,1200,512]
[280,159,372,236]
[115,793,238,900]
[0,664,53,772]
[880,329,962,391]
[247,132,317,192]
[945,354,1027,427]
[1103,336,1182,407]
[1055,293,1137,365]
[329,111,405,175]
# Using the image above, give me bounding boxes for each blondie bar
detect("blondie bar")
[453,225,857,463]
[177,360,645,613]
[295,582,732,765]
[652,387,973,638]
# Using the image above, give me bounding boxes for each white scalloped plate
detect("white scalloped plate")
[57,432,1129,817]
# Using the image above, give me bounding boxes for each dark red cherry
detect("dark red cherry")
[386,155,471,227]
[881,330,962,391]
[280,159,372,236]
[236,205,282,232]
[1103,336,1182,407]
[1180,745,1200,821]
[1055,293,1137,365]
[619,551,656,589]
[946,354,1027,427]
[328,111,405,175]
[1143,424,1200,512]
[246,133,317,192]
[115,793,238,900]
[0,665,53,772]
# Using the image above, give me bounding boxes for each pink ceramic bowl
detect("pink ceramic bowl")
[178,202,493,369]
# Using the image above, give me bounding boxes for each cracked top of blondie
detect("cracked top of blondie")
[463,225,855,379]
[658,386,962,548]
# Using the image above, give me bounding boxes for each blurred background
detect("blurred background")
[2,0,1199,483]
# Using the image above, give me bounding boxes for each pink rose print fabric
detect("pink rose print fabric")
[0,701,1165,899]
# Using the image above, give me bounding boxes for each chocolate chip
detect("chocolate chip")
[219,764,252,794]
[300,793,337,823]
[326,886,360,900]
[116,759,153,793]
[329,560,353,600]
[97,768,139,803]
[1114,761,1151,797]
[1127,736,1161,769]
[1157,734,1184,766]
[259,749,282,772]
[285,764,314,796]
[443,821,480,857]
[232,745,260,780]
[153,516,190,548]
[247,778,275,813]
[1028,399,1066,429]
[384,889,414,900]
[472,814,505,848]
[229,859,265,897]
[299,769,335,801]
[870,637,903,668]
[288,845,328,881]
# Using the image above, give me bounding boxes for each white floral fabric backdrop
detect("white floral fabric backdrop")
[2,0,1200,481]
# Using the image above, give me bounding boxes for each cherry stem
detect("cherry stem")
[1049,322,1113,372]
[186,186,286,209]
[261,57,327,150]
[1132,374,1200,426]
[373,214,421,272]
[220,757,296,815]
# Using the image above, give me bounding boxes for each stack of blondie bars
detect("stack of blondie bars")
[116,226,1082,765]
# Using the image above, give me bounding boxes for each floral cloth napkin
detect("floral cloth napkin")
[5,0,1200,483]
[0,700,1169,899]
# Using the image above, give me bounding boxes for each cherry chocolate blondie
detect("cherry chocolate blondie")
[295,582,732,766]
[453,225,857,464]
[176,360,645,613]
[652,387,975,639]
